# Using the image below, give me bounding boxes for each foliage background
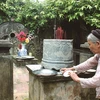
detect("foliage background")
[0,0,100,47]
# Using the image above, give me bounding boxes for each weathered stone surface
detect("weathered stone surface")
[0,40,13,100]
[13,56,38,67]
[0,40,12,54]
[0,55,13,100]
[29,73,97,100]
[42,39,73,70]
[27,65,97,100]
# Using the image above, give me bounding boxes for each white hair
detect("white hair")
[87,33,100,42]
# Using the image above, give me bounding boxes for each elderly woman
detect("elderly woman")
[61,29,100,99]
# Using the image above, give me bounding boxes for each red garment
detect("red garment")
[55,27,64,39]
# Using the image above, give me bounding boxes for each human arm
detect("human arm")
[69,71,80,82]
[61,68,100,87]
[73,54,98,72]
[60,54,98,74]
[69,69,100,88]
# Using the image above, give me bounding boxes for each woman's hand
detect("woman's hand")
[60,68,71,74]
[60,67,75,74]
[69,71,80,83]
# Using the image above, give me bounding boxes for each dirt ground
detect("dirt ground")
[13,65,29,100]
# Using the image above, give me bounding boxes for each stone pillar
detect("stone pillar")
[0,40,13,100]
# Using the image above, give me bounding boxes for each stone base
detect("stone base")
[27,65,97,100]
[12,55,38,67]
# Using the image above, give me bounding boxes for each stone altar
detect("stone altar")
[26,65,97,100]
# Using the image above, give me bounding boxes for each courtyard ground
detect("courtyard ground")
[13,64,29,100]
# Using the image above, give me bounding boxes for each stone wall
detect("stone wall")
[29,72,97,100]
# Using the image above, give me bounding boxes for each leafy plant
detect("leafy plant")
[0,0,100,35]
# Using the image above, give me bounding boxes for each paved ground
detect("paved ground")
[13,64,29,100]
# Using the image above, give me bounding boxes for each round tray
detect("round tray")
[32,69,57,76]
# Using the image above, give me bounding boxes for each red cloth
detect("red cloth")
[55,27,64,39]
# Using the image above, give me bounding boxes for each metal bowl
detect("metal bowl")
[32,69,57,76]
